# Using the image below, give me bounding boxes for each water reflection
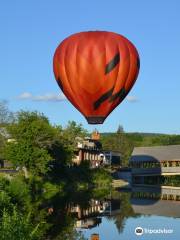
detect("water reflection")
[63,190,136,235]
[41,185,180,239]
[58,186,180,239]
[131,186,180,218]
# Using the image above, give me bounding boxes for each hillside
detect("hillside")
[100,132,180,166]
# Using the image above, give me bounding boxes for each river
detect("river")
[67,186,180,240]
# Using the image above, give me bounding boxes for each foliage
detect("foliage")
[91,168,112,187]
[4,141,52,175]
[0,207,44,240]
[0,100,14,125]
[125,132,180,147]
[43,182,60,199]
[0,101,14,160]
[2,110,180,239]
[0,191,12,213]
[101,132,133,166]
[5,177,30,207]
[3,111,72,175]
[117,124,124,134]
[101,131,180,166]
[63,121,88,148]
[107,192,136,233]
[0,176,31,213]
[0,134,6,160]
[56,228,87,240]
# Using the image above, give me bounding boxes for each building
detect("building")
[72,131,121,168]
[73,132,103,168]
[70,199,110,220]
[76,218,101,229]
[70,198,110,229]
[131,186,180,217]
[102,151,121,166]
[130,145,180,184]
[91,234,100,240]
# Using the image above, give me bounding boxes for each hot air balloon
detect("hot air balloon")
[53,31,140,124]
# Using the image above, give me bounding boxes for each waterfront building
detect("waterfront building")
[72,131,103,167]
[91,234,100,240]
[70,199,110,220]
[76,218,101,229]
[72,131,121,168]
[131,185,180,217]
[130,145,180,184]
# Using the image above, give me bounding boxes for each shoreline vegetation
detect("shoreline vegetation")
[0,101,180,239]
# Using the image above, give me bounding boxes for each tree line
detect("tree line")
[0,101,111,239]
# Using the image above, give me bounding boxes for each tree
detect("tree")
[117,124,124,134]
[0,134,6,163]
[4,111,70,175]
[63,121,88,148]
[0,207,44,240]
[101,125,134,166]
[0,100,14,125]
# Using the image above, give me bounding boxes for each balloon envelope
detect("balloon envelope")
[53,31,140,124]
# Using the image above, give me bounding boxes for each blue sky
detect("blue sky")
[1,0,180,133]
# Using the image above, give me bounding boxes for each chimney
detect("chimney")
[91,234,99,240]
[91,130,100,140]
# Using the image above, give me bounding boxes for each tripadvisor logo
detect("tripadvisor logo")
[135,227,144,236]
[135,226,173,236]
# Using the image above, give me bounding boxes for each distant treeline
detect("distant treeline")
[100,130,180,166]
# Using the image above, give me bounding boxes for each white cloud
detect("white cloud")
[33,93,66,102]
[17,92,32,99]
[16,92,66,102]
[126,96,138,103]
[17,92,137,103]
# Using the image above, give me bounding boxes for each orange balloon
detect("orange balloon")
[53,31,140,124]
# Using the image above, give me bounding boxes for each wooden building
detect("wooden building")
[73,135,103,167]
[130,145,180,184]
[91,234,100,240]
[130,145,180,169]
[72,131,121,168]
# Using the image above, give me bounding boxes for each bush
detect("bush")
[0,207,44,240]
[92,169,112,187]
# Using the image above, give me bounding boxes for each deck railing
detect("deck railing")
[132,166,180,175]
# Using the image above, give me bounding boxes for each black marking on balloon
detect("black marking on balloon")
[109,87,126,102]
[57,77,64,91]
[93,87,127,110]
[94,87,114,110]
[105,53,120,74]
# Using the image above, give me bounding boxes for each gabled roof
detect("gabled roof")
[130,145,180,162]
[131,199,180,218]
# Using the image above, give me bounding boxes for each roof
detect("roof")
[131,199,180,218]
[103,150,122,156]
[130,145,180,162]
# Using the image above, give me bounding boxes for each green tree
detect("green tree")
[0,134,6,163]
[0,101,14,163]
[101,130,134,166]
[3,111,69,176]
[63,121,88,148]
[0,207,44,240]
[107,192,136,233]
[0,100,14,125]
[117,124,124,134]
